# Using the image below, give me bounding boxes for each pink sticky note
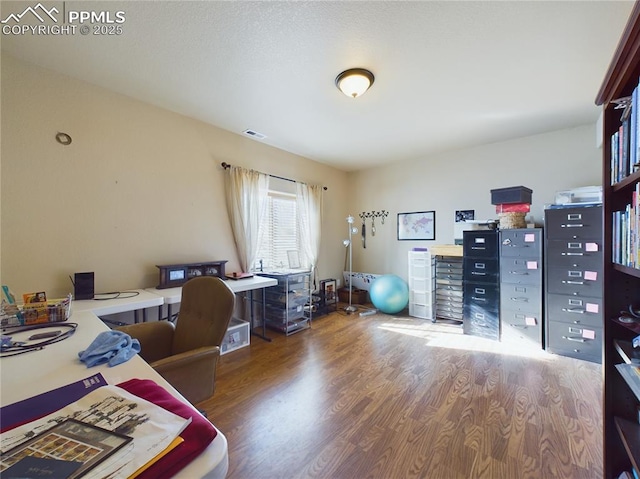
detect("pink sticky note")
[585,243,599,252]
[527,261,538,270]
[524,234,535,243]
[586,303,599,313]
[582,329,596,339]
[525,316,537,326]
[584,271,597,281]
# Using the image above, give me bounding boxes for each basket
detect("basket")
[1,294,72,327]
[498,212,526,229]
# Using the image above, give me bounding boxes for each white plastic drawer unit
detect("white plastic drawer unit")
[220,318,250,355]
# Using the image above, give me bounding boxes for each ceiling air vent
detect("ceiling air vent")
[243,129,267,140]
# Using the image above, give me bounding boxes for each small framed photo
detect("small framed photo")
[455,210,475,222]
[287,250,301,269]
[320,279,337,305]
[397,211,436,241]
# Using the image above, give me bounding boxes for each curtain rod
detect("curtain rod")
[220,162,327,190]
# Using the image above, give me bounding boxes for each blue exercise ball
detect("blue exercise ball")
[369,274,409,314]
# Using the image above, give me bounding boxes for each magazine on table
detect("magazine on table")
[0,385,191,478]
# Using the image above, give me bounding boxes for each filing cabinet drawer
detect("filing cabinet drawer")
[463,306,500,340]
[546,267,603,297]
[501,309,542,344]
[464,231,499,258]
[463,258,499,282]
[545,240,603,270]
[464,283,500,311]
[436,292,463,306]
[546,321,602,363]
[500,283,542,314]
[500,257,542,285]
[436,271,464,282]
[500,229,542,258]
[544,206,603,240]
[546,293,603,328]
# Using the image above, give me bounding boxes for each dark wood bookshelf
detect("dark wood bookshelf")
[596,2,640,477]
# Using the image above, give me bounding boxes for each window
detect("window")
[254,190,306,271]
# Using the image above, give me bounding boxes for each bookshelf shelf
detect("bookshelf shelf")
[613,263,640,278]
[596,2,640,477]
[614,417,640,476]
[613,170,640,193]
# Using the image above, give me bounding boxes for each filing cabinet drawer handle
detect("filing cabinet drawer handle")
[561,224,584,228]
[562,335,587,343]
[471,297,487,302]
[509,323,527,329]
[471,272,487,276]
[510,297,529,302]
[562,280,584,285]
[509,271,528,275]
[471,246,486,250]
[562,308,585,314]
[561,252,584,256]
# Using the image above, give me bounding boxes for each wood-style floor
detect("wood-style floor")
[201,307,603,479]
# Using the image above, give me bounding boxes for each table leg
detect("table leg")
[250,288,271,342]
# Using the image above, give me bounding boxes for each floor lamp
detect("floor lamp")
[343,215,359,314]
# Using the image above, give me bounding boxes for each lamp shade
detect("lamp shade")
[335,69,375,98]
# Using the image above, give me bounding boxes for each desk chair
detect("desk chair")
[117,277,235,405]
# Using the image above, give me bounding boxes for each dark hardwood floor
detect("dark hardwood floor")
[201,307,603,479]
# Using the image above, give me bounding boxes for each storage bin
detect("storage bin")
[265,304,305,322]
[490,186,532,205]
[220,317,250,355]
[264,290,308,307]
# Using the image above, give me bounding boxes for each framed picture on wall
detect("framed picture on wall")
[397,211,435,241]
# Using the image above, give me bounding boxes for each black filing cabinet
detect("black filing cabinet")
[499,228,544,348]
[463,230,500,340]
[544,205,603,363]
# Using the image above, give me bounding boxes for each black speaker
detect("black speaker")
[74,272,94,300]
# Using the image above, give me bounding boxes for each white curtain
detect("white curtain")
[296,182,323,288]
[224,166,269,272]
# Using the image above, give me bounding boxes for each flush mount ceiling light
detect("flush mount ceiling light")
[335,68,375,98]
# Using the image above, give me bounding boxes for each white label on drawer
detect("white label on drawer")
[582,329,595,339]
[586,303,599,313]
[475,263,486,269]
[584,271,597,281]
[525,316,537,326]
[524,233,535,242]
[526,261,538,270]
[475,237,486,244]
[585,242,599,252]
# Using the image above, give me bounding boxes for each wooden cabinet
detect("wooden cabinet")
[544,205,604,363]
[595,3,640,477]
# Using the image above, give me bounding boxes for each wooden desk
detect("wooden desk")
[147,275,278,341]
[0,310,228,478]
[72,289,164,323]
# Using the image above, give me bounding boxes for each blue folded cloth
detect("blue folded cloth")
[78,330,140,367]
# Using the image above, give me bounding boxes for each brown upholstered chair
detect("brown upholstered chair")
[117,276,235,405]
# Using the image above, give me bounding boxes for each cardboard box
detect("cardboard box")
[338,287,368,304]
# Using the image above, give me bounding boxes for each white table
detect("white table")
[147,275,278,341]
[0,310,228,479]
[73,289,164,323]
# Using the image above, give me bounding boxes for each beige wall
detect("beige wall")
[1,55,350,298]
[1,54,602,300]
[347,124,602,280]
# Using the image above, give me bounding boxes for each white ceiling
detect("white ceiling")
[0,1,634,171]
